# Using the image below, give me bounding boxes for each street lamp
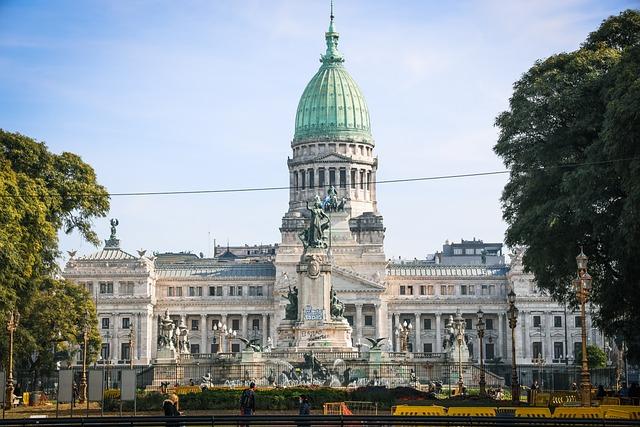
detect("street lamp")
[476,309,486,397]
[574,247,592,406]
[453,309,465,394]
[79,311,89,403]
[507,289,520,404]
[5,309,19,409]
[396,320,412,353]
[128,320,135,369]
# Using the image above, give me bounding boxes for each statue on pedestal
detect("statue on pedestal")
[283,286,299,320]
[298,195,330,248]
[330,286,345,320]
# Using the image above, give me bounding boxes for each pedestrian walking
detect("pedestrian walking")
[240,382,256,416]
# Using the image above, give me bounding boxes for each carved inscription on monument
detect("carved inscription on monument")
[303,305,324,321]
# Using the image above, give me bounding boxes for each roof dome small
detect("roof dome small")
[293,16,372,145]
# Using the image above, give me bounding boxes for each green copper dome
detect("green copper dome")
[293,18,372,145]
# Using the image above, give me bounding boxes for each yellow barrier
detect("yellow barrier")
[552,407,603,418]
[447,407,496,417]
[534,392,550,406]
[604,409,632,419]
[599,406,640,420]
[515,407,552,418]
[392,405,446,416]
[173,386,201,395]
[601,396,621,405]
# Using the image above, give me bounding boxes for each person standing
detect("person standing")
[163,394,181,427]
[240,382,256,416]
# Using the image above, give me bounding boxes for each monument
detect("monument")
[278,194,353,349]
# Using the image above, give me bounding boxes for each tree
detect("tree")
[0,130,109,385]
[494,10,640,360]
[574,344,608,369]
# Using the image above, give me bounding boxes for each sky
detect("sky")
[0,0,636,262]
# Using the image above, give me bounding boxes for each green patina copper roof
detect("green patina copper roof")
[293,16,372,144]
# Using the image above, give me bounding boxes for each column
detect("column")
[435,312,442,353]
[200,314,207,354]
[269,313,277,347]
[375,304,384,341]
[355,304,363,344]
[262,314,268,346]
[387,312,394,351]
[497,313,504,359]
[393,313,400,351]
[544,311,552,360]
[220,314,227,352]
[242,314,248,340]
[520,310,528,361]
[414,312,421,353]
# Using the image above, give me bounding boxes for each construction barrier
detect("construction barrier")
[446,407,497,417]
[553,407,603,418]
[392,405,446,416]
[515,407,552,418]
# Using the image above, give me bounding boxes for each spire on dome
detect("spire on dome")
[322,0,344,65]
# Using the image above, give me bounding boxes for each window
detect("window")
[574,316,582,327]
[359,170,365,189]
[554,316,562,328]
[485,319,494,330]
[237,286,243,296]
[175,287,183,297]
[318,168,325,189]
[308,169,314,189]
[211,342,219,353]
[574,342,581,359]
[465,248,474,255]
[119,281,134,295]
[366,171,371,191]
[423,343,433,353]
[300,170,306,189]
[231,343,240,353]
[554,342,564,359]
[229,286,236,297]
[101,318,110,329]
[420,285,426,295]
[351,169,356,189]
[465,319,472,330]
[209,287,216,296]
[407,285,414,295]
[99,281,113,294]
[400,286,406,295]
[168,287,175,297]
[232,319,240,330]
[100,343,110,360]
[190,344,200,354]
[453,248,463,255]
[533,315,541,327]
[427,285,434,295]
[423,318,432,330]
[216,286,222,297]
[122,317,130,329]
[256,286,263,296]
[189,287,196,297]
[293,171,298,190]
[532,341,542,358]
[364,315,373,326]
[440,285,454,295]
[329,168,336,186]
[339,168,346,188]
[85,282,94,294]
[485,343,495,360]
[461,285,468,295]
[121,343,131,361]
[346,316,354,326]
[191,319,199,331]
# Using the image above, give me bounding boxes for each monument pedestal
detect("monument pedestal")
[293,320,352,350]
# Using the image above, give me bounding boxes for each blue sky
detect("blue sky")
[0,0,635,261]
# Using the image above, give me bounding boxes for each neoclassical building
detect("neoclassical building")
[64,14,602,368]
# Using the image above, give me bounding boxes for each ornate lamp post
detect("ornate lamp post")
[5,309,19,409]
[128,320,135,369]
[396,320,412,353]
[507,290,520,404]
[574,248,592,406]
[453,309,465,394]
[476,309,486,397]
[79,312,89,403]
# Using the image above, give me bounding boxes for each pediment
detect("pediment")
[331,267,385,293]
[314,152,352,163]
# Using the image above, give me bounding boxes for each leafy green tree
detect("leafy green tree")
[0,130,109,385]
[574,344,608,369]
[494,10,640,360]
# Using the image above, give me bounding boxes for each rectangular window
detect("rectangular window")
[420,285,426,295]
[211,342,219,353]
[101,318,110,329]
[86,282,94,294]
[481,284,488,295]
[122,317,130,329]
[486,343,495,360]
[294,171,298,190]
[440,285,446,295]
[121,343,131,361]
[533,315,541,327]
[461,285,468,295]
[318,168,325,189]
[488,285,495,295]
[249,286,256,296]
[99,281,113,294]
[468,285,475,295]
[300,170,306,189]
[346,316,354,326]
[366,171,371,191]
[175,287,183,297]
[189,287,196,297]
[256,286,263,296]
[190,344,200,354]
[400,286,406,295]
[465,248,474,255]
[554,342,564,359]
[423,343,433,353]
[554,316,562,327]
[209,286,215,296]
[485,318,494,330]
[427,285,434,295]
[229,286,236,296]
[339,168,346,189]
[237,286,243,296]
[574,316,582,328]
[231,343,240,353]
[532,341,542,358]
[308,169,315,189]
[100,343,110,360]
[407,285,413,295]
[364,315,373,326]
[423,318,432,330]
[119,281,134,295]
[232,319,240,330]
[168,287,174,297]
[351,169,357,189]
[359,170,365,189]
[574,342,581,359]
[453,248,463,255]
[216,286,222,297]
[252,319,260,330]
[191,319,199,331]
[329,168,336,186]
[465,319,472,330]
